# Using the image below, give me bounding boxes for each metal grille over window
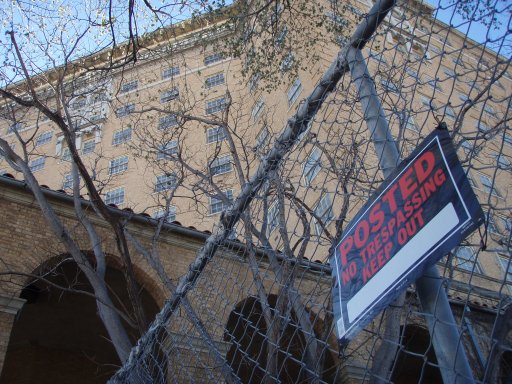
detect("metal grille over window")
[108,156,128,175]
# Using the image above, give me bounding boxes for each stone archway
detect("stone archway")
[224,295,337,383]
[0,257,160,384]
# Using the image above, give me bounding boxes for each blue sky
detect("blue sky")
[425,0,511,56]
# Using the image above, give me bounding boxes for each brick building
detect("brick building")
[0,0,511,382]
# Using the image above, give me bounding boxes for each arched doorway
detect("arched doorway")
[0,258,159,384]
[224,295,337,383]
[390,325,443,383]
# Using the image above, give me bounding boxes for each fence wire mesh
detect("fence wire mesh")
[109,0,512,383]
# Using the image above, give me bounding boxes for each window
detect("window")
[105,187,125,206]
[381,79,399,93]
[497,154,511,170]
[62,148,72,161]
[251,98,264,120]
[71,97,87,109]
[120,80,138,93]
[505,134,512,147]
[207,126,227,143]
[287,78,302,106]
[459,93,469,103]
[452,57,465,68]
[209,155,232,176]
[314,193,334,236]
[453,246,481,273]
[267,202,279,234]
[157,141,178,160]
[498,255,512,285]
[62,173,73,190]
[406,68,420,80]
[162,66,180,79]
[326,12,349,28]
[112,127,132,145]
[35,131,53,147]
[248,74,260,94]
[204,52,223,66]
[445,106,456,120]
[209,190,233,214]
[479,174,501,197]
[29,157,45,172]
[370,51,387,66]
[461,141,473,156]
[206,97,226,114]
[116,104,135,117]
[484,104,497,118]
[423,75,443,92]
[160,88,179,103]
[477,122,489,133]
[275,25,288,47]
[109,156,129,175]
[7,122,23,134]
[421,96,435,110]
[153,206,177,222]
[487,214,499,234]
[443,68,456,78]
[155,173,177,192]
[304,148,322,185]
[205,73,225,88]
[159,114,178,130]
[255,126,269,150]
[497,216,511,235]
[82,140,95,155]
[405,115,418,131]
[280,51,294,72]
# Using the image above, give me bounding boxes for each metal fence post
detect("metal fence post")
[346,46,475,383]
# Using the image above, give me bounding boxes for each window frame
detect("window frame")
[209,154,233,176]
[105,187,125,206]
[207,126,227,144]
[303,147,322,185]
[209,189,233,215]
[108,156,129,175]
[112,126,133,146]
[155,173,177,192]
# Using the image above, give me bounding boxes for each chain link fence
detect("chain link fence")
[110,0,512,382]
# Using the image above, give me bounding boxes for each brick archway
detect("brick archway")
[224,294,337,383]
[0,257,160,384]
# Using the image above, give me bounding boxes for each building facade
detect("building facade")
[0,0,511,382]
